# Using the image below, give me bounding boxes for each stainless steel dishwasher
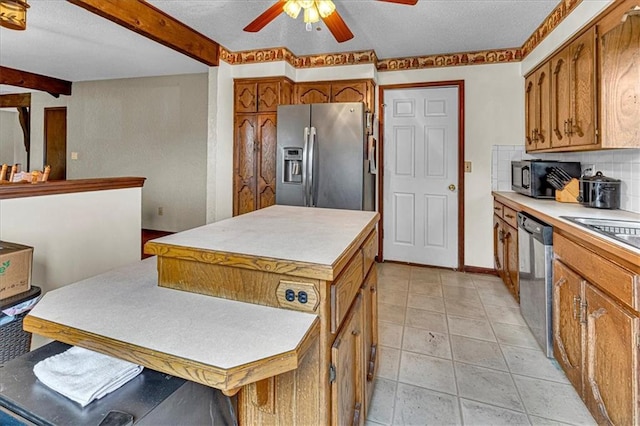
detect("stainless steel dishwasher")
[517,211,554,358]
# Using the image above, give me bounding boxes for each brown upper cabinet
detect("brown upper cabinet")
[234,78,293,113]
[525,0,639,152]
[525,62,551,150]
[294,79,375,112]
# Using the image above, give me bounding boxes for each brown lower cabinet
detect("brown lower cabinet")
[553,231,639,425]
[493,199,519,302]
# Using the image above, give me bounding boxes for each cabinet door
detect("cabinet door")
[257,81,280,112]
[361,267,378,411]
[295,83,331,104]
[235,81,257,113]
[535,63,552,150]
[600,12,640,148]
[568,27,597,147]
[493,215,505,281]
[332,81,368,105]
[525,74,537,150]
[550,49,571,147]
[503,223,519,302]
[256,114,277,209]
[332,295,364,426]
[584,284,639,426]
[552,260,585,393]
[234,115,257,215]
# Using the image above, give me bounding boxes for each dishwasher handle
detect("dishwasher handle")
[517,212,553,245]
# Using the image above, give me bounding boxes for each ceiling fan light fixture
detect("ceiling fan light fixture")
[0,0,29,31]
[303,5,320,24]
[283,0,301,19]
[316,0,335,18]
[298,0,315,9]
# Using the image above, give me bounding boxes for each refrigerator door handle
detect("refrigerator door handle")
[309,126,317,207]
[303,127,310,206]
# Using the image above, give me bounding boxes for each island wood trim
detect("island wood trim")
[0,66,72,97]
[67,0,219,66]
[23,315,320,393]
[0,177,146,200]
[492,193,640,272]
[145,213,379,281]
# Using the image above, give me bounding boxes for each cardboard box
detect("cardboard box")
[0,241,33,300]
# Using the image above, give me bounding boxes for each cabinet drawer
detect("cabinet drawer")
[331,251,364,333]
[554,232,639,310]
[362,230,377,275]
[502,206,518,228]
[493,200,504,218]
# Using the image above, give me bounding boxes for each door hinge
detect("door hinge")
[636,333,640,349]
[329,364,336,383]
[580,300,588,324]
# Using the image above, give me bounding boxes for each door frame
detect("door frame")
[377,80,465,270]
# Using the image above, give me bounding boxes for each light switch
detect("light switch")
[464,161,472,173]
[71,152,79,160]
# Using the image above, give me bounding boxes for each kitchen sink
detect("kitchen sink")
[561,216,640,250]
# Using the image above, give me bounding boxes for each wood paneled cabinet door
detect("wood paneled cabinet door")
[584,284,639,426]
[361,268,378,412]
[549,27,597,149]
[295,82,331,105]
[493,215,505,282]
[503,222,519,302]
[234,79,293,113]
[552,259,585,392]
[599,7,640,148]
[332,294,365,426]
[525,62,551,151]
[493,214,518,302]
[233,113,277,215]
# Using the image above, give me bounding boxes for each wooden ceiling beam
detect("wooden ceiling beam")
[67,0,219,66]
[0,67,72,97]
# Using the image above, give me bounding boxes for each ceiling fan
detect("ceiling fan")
[244,0,418,43]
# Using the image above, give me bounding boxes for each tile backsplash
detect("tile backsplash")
[491,145,640,214]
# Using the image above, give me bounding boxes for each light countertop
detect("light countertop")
[145,205,379,268]
[493,191,640,257]
[25,258,318,389]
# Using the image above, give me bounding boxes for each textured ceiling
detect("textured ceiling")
[0,0,561,90]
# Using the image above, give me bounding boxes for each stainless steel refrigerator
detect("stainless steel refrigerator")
[276,102,375,211]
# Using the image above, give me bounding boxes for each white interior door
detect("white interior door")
[383,86,459,268]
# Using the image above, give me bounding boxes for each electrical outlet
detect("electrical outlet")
[158,207,163,216]
[464,161,472,173]
[582,164,595,177]
[71,152,78,160]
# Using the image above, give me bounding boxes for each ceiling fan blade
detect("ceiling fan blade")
[377,0,418,5]
[243,0,286,32]
[321,10,354,43]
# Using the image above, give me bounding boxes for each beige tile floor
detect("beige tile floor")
[367,262,596,426]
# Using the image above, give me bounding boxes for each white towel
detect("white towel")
[33,346,143,407]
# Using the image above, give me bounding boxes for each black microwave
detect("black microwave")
[511,160,581,198]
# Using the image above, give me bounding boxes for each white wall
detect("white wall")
[65,74,209,232]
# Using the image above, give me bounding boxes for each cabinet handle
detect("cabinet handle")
[494,206,501,211]
[505,213,514,219]
[352,403,362,426]
[367,344,377,382]
[352,329,361,337]
[552,60,564,141]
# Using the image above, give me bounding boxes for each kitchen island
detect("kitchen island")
[25,205,379,425]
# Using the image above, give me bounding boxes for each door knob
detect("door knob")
[448,184,456,191]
